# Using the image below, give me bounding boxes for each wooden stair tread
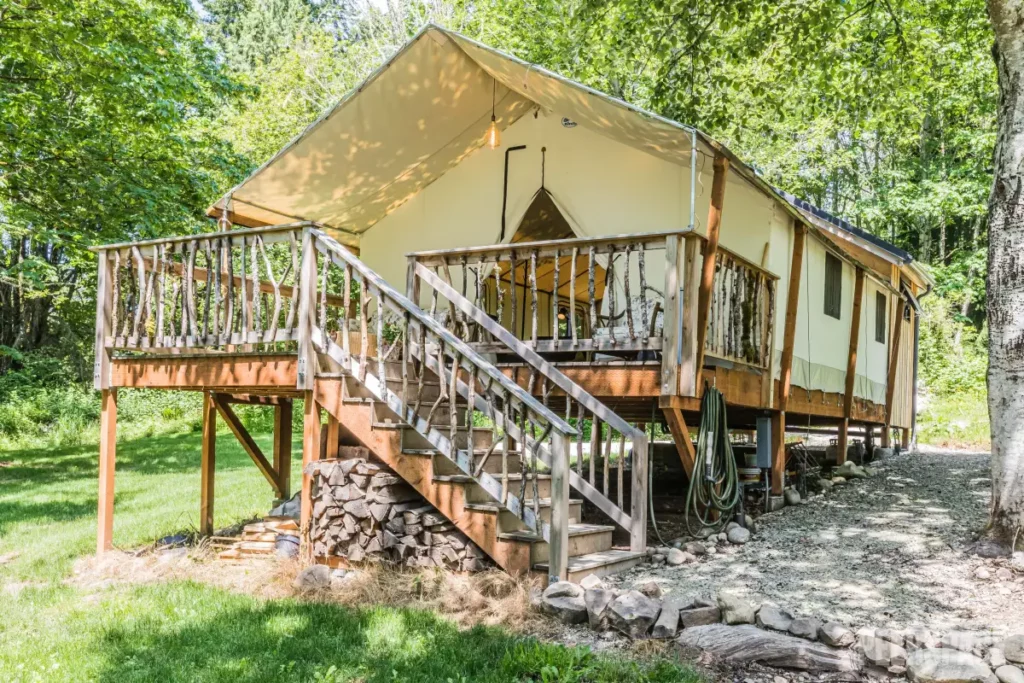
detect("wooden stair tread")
[498,523,614,543]
[533,548,645,572]
[433,473,551,484]
[464,498,581,513]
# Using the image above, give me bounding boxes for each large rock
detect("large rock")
[1004,635,1024,664]
[718,591,757,625]
[835,461,869,479]
[727,526,752,545]
[907,649,997,683]
[784,489,802,506]
[676,624,862,672]
[580,574,604,591]
[541,581,587,624]
[584,587,617,629]
[680,606,722,628]
[607,591,662,639]
[820,622,855,648]
[906,626,941,650]
[756,603,794,632]
[666,548,694,566]
[996,666,1024,683]
[943,632,991,653]
[293,565,331,592]
[789,617,823,641]
[652,599,684,639]
[860,635,907,669]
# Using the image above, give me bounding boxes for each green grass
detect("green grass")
[0,429,303,581]
[916,391,991,450]
[0,402,700,683]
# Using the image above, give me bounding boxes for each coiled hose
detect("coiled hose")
[684,384,741,535]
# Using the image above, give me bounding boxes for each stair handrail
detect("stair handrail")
[307,229,575,436]
[407,259,649,553]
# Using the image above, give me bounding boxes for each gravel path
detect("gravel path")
[604,448,1024,635]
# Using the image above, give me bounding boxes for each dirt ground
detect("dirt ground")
[603,447,1024,637]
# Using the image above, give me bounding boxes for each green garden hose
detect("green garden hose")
[684,384,741,536]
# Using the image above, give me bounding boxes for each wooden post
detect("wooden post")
[661,234,683,395]
[200,391,217,536]
[901,427,910,450]
[773,222,806,495]
[325,415,340,460]
[296,228,318,390]
[274,399,293,499]
[837,267,866,465]
[680,235,701,396]
[96,388,117,554]
[695,155,729,375]
[547,431,570,584]
[300,391,322,541]
[882,298,907,448]
[629,430,649,553]
[93,250,114,390]
[663,407,695,478]
[589,416,601,486]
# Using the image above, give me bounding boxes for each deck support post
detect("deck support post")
[695,155,729,376]
[548,431,570,584]
[325,415,340,460]
[881,298,907,449]
[837,267,866,465]
[200,391,217,536]
[901,427,910,450]
[630,430,649,553]
[773,221,806,495]
[274,399,293,498]
[661,234,683,395]
[97,388,118,553]
[663,407,695,478]
[301,391,322,544]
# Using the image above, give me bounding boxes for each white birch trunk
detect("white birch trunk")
[986,0,1024,543]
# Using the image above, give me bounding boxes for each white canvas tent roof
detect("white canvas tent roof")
[208,24,929,289]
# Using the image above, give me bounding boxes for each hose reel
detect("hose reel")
[684,384,741,536]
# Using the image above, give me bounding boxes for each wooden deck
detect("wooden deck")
[90,217,913,582]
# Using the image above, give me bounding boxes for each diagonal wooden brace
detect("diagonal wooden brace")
[212,393,284,497]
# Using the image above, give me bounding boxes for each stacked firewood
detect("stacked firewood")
[309,457,491,572]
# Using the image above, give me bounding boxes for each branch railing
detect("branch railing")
[705,250,777,369]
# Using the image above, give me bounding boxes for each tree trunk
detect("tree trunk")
[986,0,1024,545]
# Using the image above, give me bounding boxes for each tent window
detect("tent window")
[824,252,842,319]
[875,292,887,343]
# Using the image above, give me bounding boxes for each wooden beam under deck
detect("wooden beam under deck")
[111,354,299,390]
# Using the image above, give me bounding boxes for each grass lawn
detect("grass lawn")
[0,420,700,682]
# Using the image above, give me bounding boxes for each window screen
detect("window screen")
[875,292,887,343]
[824,252,842,319]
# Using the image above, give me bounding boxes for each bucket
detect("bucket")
[275,534,299,558]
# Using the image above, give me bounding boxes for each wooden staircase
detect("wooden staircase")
[314,365,644,582]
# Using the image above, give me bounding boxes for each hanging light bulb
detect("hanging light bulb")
[486,79,500,149]
[486,115,501,149]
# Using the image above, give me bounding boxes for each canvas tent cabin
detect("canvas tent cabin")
[91,25,932,584]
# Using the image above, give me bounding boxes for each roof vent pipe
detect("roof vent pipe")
[499,145,527,243]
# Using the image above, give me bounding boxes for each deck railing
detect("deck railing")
[704,250,777,369]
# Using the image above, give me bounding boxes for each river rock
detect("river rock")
[820,622,855,648]
[784,489,802,506]
[676,624,862,672]
[1004,635,1024,664]
[680,605,722,627]
[685,541,707,556]
[860,635,907,669]
[541,581,587,624]
[580,574,605,590]
[585,587,617,629]
[756,603,794,632]
[877,628,906,647]
[790,618,822,641]
[728,526,752,545]
[996,666,1024,683]
[991,650,1008,669]
[667,548,694,566]
[607,590,662,639]
[652,599,684,639]
[835,461,869,479]
[907,648,997,683]
[637,580,663,599]
[943,632,988,653]
[906,626,941,650]
[718,591,757,624]
[293,565,331,592]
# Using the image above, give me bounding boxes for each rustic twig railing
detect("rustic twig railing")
[92,224,309,359]
[704,250,777,369]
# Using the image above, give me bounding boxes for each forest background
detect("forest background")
[0,0,993,449]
